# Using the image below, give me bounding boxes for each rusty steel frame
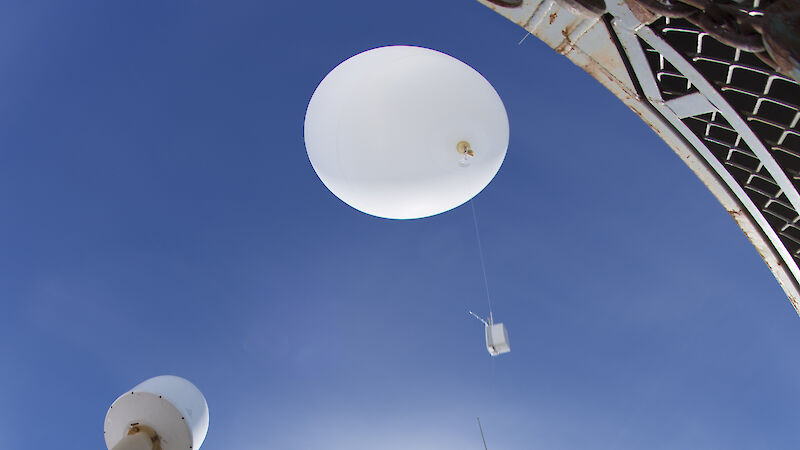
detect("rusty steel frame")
[609,1,800,309]
[478,0,800,316]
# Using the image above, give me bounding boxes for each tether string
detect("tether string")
[470,199,493,319]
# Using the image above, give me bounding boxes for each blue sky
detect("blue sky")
[1,1,799,449]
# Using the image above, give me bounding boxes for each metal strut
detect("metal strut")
[477,417,489,450]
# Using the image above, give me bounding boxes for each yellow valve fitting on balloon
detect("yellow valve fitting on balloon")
[457,140,475,167]
[457,140,475,157]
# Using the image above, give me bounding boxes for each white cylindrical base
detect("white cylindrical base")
[105,376,208,450]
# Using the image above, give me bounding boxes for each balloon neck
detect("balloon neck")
[457,140,474,167]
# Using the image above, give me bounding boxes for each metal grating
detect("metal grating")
[478,0,800,312]
[639,18,800,266]
[641,34,697,101]
[682,111,800,262]
[651,17,800,190]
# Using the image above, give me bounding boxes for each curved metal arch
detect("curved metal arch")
[479,0,800,315]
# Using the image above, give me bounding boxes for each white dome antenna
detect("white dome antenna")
[104,375,209,450]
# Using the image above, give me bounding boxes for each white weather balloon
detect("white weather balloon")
[304,45,509,220]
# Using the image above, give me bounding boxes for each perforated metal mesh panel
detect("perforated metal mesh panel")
[479,0,800,311]
[640,16,800,266]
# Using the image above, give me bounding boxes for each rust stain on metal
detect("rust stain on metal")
[560,42,641,103]
[555,28,575,54]
[731,211,789,281]
[549,11,558,24]
[727,206,800,318]
[728,208,744,219]
[479,0,500,13]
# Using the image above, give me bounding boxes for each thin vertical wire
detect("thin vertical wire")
[470,199,493,317]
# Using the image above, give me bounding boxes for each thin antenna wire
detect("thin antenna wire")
[518,31,531,45]
[468,310,489,326]
[477,417,489,450]
[470,200,493,318]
